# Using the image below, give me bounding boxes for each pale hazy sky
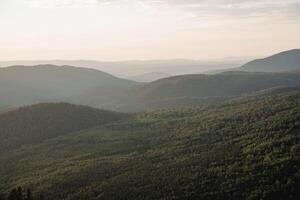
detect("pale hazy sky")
[0,0,300,60]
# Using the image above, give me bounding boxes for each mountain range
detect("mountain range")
[208,49,300,74]
[0,59,246,80]
[1,49,300,199]
[240,49,300,72]
[128,72,172,82]
[2,67,300,112]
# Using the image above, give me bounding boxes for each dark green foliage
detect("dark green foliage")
[3,188,43,200]
[0,89,300,199]
[290,145,300,160]
[7,188,23,200]
[0,103,128,150]
[25,189,33,200]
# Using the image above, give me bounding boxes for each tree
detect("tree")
[8,188,18,200]
[25,189,33,200]
[16,187,23,200]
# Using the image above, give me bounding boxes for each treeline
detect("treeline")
[0,187,45,200]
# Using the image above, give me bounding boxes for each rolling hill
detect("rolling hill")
[106,71,300,111]
[240,49,300,72]
[51,70,300,112]
[0,87,300,200]
[1,62,300,113]
[0,103,128,151]
[136,71,300,100]
[205,49,300,74]
[0,65,138,109]
[0,59,244,78]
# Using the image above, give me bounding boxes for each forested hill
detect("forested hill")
[136,71,300,100]
[1,88,300,200]
[72,71,300,112]
[0,103,128,151]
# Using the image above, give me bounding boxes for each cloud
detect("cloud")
[28,0,99,8]
[26,0,300,22]
[165,0,300,19]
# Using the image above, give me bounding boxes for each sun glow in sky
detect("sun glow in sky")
[0,0,300,60]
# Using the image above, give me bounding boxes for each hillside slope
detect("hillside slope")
[0,65,137,109]
[0,103,128,151]
[1,88,300,200]
[73,71,300,112]
[1,65,300,112]
[128,71,300,109]
[240,49,300,72]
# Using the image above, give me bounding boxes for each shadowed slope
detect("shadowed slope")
[0,103,129,150]
[1,89,300,200]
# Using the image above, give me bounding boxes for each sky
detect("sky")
[0,0,300,61]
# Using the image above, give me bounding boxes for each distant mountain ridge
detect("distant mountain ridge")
[128,72,172,82]
[205,49,300,74]
[2,65,300,112]
[124,71,300,110]
[240,49,300,72]
[0,59,245,78]
[0,65,138,108]
[1,50,300,112]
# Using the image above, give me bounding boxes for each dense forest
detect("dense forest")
[1,87,300,199]
[0,103,128,151]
